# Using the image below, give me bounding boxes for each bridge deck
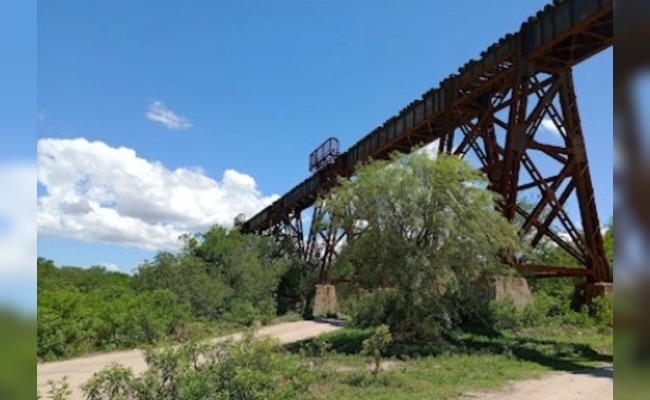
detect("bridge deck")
[242,0,613,234]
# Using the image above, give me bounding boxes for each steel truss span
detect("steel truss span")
[240,0,613,284]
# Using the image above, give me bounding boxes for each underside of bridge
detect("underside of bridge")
[240,0,614,293]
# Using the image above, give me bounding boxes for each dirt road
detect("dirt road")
[459,363,613,400]
[37,320,342,400]
[38,320,612,400]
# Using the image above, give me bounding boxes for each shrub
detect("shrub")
[223,300,262,326]
[39,377,72,400]
[592,293,613,328]
[299,336,333,377]
[340,370,404,388]
[349,289,399,329]
[362,324,393,376]
[561,305,595,327]
[37,261,197,360]
[488,299,522,331]
[521,291,563,327]
[82,333,315,400]
[313,328,374,355]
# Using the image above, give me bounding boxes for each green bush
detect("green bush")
[37,277,191,360]
[521,291,564,327]
[489,289,613,331]
[312,328,374,355]
[81,333,315,400]
[223,300,262,326]
[342,282,611,341]
[128,289,190,344]
[490,292,610,331]
[349,290,399,329]
[340,370,404,388]
[592,293,613,328]
[298,336,333,377]
[561,307,595,327]
[37,226,293,361]
[521,303,544,327]
[488,299,522,331]
[362,325,393,376]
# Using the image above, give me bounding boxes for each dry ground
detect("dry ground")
[37,320,612,400]
[459,363,613,400]
[37,320,342,400]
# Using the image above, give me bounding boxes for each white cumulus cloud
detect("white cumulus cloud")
[0,162,37,279]
[145,101,192,130]
[37,137,279,251]
[541,118,565,137]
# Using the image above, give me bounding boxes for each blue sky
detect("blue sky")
[35,1,613,279]
[0,1,35,161]
[0,0,36,311]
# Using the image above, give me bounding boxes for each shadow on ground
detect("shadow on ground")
[286,324,613,378]
[313,317,347,328]
[570,364,613,379]
[450,334,613,377]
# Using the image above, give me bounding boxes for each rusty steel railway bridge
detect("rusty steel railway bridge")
[240,0,614,289]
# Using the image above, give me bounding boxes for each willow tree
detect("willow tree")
[323,152,522,337]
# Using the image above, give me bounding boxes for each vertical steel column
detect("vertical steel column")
[557,68,611,283]
[307,204,347,283]
[500,49,529,222]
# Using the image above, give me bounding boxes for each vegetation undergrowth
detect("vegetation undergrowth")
[37,225,305,362]
[281,312,612,400]
[39,312,612,400]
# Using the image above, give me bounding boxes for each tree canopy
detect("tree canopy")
[322,152,522,337]
[37,226,293,361]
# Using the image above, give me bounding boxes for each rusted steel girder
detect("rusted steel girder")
[259,170,347,282]
[268,205,346,283]
[241,0,613,282]
[447,66,610,283]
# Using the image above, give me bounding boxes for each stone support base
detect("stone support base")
[477,275,533,310]
[313,284,338,317]
[584,282,613,301]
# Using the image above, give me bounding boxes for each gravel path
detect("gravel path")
[37,320,342,400]
[459,363,613,400]
[38,320,612,400]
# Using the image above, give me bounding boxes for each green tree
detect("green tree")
[362,325,392,376]
[189,226,288,319]
[37,258,191,360]
[276,259,320,317]
[323,152,521,338]
[133,226,288,322]
[603,217,613,268]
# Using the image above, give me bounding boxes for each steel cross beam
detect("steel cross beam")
[241,0,613,283]
[262,186,348,284]
[272,207,347,283]
[448,67,610,282]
